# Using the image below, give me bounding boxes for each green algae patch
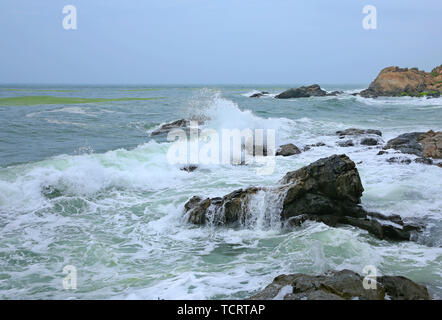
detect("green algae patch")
[0,96,163,106]
[118,88,160,92]
[2,88,79,93]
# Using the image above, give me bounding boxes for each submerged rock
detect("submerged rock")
[359,65,442,98]
[361,137,379,146]
[42,186,63,199]
[150,119,204,137]
[184,154,420,241]
[336,128,382,137]
[249,91,269,98]
[385,130,442,158]
[387,157,412,165]
[414,157,433,165]
[276,144,301,156]
[303,142,326,151]
[326,90,344,96]
[337,139,354,147]
[249,269,430,300]
[275,84,327,99]
[181,165,198,172]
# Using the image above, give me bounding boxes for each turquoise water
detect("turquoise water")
[0,85,441,299]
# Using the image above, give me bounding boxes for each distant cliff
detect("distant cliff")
[360,65,442,98]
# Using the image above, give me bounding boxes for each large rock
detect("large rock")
[275,84,327,99]
[385,130,442,159]
[276,144,301,156]
[249,269,430,300]
[184,155,420,241]
[360,65,442,98]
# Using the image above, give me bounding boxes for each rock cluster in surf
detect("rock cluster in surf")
[184,154,420,241]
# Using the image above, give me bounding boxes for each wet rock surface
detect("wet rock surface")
[336,128,382,137]
[249,91,269,98]
[361,137,379,146]
[276,144,301,156]
[337,139,354,147]
[150,119,204,137]
[184,154,420,241]
[385,130,442,159]
[249,269,430,300]
[275,84,327,99]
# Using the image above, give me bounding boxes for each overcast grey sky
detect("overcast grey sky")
[0,0,441,84]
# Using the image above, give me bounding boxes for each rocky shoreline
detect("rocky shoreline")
[247,64,441,99]
[149,70,442,299]
[184,154,421,241]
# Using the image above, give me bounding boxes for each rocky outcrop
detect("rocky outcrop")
[275,85,327,99]
[276,144,301,156]
[184,154,420,241]
[360,65,442,98]
[384,130,442,159]
[250,269,430,300]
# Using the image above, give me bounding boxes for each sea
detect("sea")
[0,85,441,299]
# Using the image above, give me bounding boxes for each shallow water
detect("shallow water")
[0,85,441,299]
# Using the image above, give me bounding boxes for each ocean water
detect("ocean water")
[0,85,441,299]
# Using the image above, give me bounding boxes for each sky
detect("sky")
[0,0,441,85]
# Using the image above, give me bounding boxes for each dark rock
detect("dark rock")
[336,128,382,137]
[276,144,301,157]
[275,84,327,99]
[326,90,344,96]
[249,91,269,98]
[184,188,262,226]
[250,269,430,300]
[377,150,387,155]
[385,130,442,158]
[414,158,433,165]
[387,157,412,164]
[384,132,424,156]
[181,165,198,172]
[42,186,63,199]
[303,142,326,151]
[337,140,354,147]
[184,154,420,241]
[361,138,379,146]
[151,119,204,137]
